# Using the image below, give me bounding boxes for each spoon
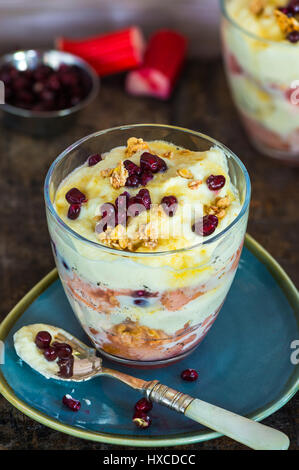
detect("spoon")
[14,324,289,450]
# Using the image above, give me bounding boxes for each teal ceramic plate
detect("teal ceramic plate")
[0,234,298,447]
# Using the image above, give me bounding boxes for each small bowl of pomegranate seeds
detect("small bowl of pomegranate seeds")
[0,49,99,136]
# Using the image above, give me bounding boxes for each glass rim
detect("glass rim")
[44,123,251,258]
[220,0,297,47]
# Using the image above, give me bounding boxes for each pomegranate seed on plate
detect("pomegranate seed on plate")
[132,411,152,429]
[58,356,74,378]
[52,342,73,359]
[35,331,52,349]
[181,368,199,382]
[62,394,81,411]
[43,347,58,362]
[134,398,153,412]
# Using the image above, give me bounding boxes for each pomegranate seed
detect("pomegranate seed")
[12,75,30,90]
[87,154,102,166]
[62,395,81,411]
[40,89,55,103]
[181,368,199,382]
[135,398,153,412]
[136,188,151,210]
[278,6,294,16]
[47,74,61,91]
[67,204,81,220]
[157,157,167,172]
[100,202,116,219]
[115,191,130,209]
[35,331,52,349]
[161,195,178,217]
[206,175,226,191]
[115,192,130,226]
[124,160,142,176]
[289,0,299,13]
[43,347,58,362]
[140,170,154,186]
[127,196,146,217]
[193,215,218,237]
[287,31,299,43]
[34,65,52,81]
[192,215,218,237]
[134,299,148,306]
[52,342,73,359]
[126,175,141,188]
[132,289,158,298]
[132,411,151,429]
[65,188,87,205]
[58,356,74,378]
[140,152,167,173]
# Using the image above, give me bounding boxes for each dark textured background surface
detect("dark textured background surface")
[0,60,298,450]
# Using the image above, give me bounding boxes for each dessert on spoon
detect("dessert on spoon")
[14,323,289,450]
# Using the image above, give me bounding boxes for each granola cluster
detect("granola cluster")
[110,161,128,189]
[275,9,299,35]
[204,196,231,220]
[125,137,149,158]
[188,180,203,190]
[97,215,160,252]
[177,168,194,179]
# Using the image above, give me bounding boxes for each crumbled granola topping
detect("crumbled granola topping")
[97,225,136,251]
[110,161,129,189]
[125,137,149,157]
[205,196,231,220]
[177,168,194,179]
[216,196,230,209]
[188,180,202,190]
[100,168,113,178]
[250,0,265,15]
[275,9,299,35]
[96,205,163,252]
[162,151,174,159]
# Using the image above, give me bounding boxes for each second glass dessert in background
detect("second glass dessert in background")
[45,124,250,368]
[221,0,299,164]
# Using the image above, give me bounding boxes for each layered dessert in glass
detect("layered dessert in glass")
[221,0,299,164]
[45,125,250,367]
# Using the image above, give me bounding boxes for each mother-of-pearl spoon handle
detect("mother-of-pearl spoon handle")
[144,381,289,450]
[184,398,289,450]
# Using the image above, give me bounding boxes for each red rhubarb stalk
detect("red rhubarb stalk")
[57,27,145,77]
[126,30,187,100]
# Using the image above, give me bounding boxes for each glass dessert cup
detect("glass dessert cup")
[221,0,299,165]
[44,124,251,369]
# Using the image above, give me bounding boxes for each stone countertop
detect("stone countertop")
[0,60,298,450]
